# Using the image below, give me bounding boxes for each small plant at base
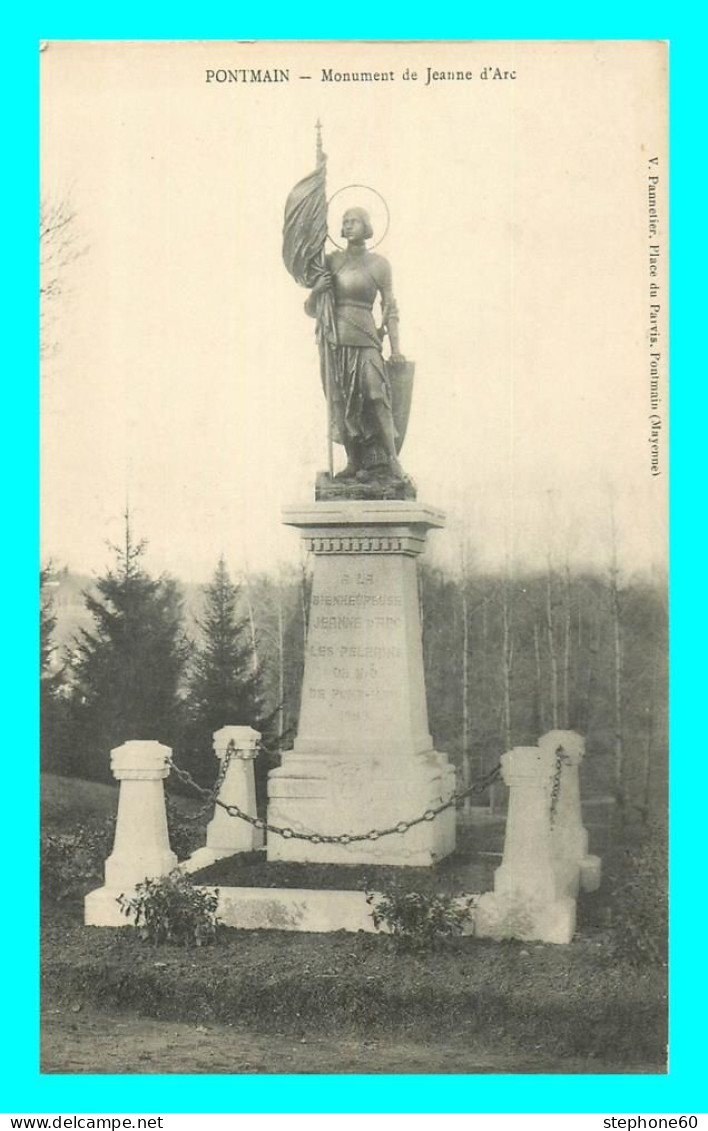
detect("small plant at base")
[117,871,220,946]
[366,889,474,949]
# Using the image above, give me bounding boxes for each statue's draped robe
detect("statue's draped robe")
[323,249,395,463]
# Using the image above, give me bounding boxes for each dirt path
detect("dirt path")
[42,1007,661,1075]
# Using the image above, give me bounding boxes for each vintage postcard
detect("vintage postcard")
[40,40,668,1078]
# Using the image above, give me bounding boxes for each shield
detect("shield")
[386,357,416,453]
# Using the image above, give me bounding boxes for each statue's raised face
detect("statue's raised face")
[341,208,373,242]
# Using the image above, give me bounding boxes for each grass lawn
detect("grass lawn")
[42,773,206,822]
[43,1007,662,1075]
[41,773,120,823]
[41,774,668,1075]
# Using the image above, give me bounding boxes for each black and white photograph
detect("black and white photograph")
[40,39,668,1076]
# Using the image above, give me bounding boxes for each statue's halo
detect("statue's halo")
[327,185,390,250]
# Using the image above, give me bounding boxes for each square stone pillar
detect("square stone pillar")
[267,500,456,866]
[85,740,177,926]
[183,725,264,873]
[104,740,177,888]
[476,745,576,943]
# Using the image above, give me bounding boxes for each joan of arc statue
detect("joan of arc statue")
[304,205,407,483]
[282,126,414,494]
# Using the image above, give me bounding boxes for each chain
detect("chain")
[166,747,501,845]
[167,740,234,822]
[549,744,567,828]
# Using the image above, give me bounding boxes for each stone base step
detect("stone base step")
[85,884,480,935]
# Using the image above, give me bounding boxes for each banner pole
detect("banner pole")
[315,121,334,480]
[322,305,334,480]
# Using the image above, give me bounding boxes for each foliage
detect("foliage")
[41,566,58,678]
[367,889,474,949]
[117,872,220,947]
[41,566,67,771]
[67,513,189,780]
[606,820,668,966]
[181,557,261,784]
[41,817,115,902]
[165,796,209,861]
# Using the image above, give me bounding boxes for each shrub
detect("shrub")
[367,889,474,950]
[41,817,115,903]
[165,796,208,861]
[117,871,220,947]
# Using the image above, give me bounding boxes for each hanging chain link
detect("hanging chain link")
[166,746,501,846]
[167,739,235,823]
[549,745,568,828]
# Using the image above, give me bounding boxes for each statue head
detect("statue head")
[341,207,374,242]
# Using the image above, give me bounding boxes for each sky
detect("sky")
[40,40,668,583]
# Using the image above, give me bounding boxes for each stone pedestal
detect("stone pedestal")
[85,740,177,925]
[184,726,264,873]
[476,746,576,943]
[104,740,177,888]
[267,500,456,866]
[539,729,602,896]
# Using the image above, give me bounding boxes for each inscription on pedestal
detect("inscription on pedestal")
[305,570,398,728]
[295,554,427,753]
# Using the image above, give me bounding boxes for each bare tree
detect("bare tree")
[533,617,545,735]
[579,605,601,736]
[298,545,311,652]
[639,637,663,824]
[545,557,560,730]
[238,556,263,680]
[608,496,625,810]
[40,196,84,359]
[562,559,573,728]
[276,576,286,753]
[500,569,514,754]
[457,533,468,809]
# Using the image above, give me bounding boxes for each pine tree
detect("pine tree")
[184,556,261,783]
[69,514,189,780]
[40,566,65,771]
[40,566,57,680]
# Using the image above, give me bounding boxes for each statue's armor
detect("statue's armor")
[329,251,388,349]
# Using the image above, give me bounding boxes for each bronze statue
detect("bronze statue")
[305,206,407,485]
[283,126,415,498]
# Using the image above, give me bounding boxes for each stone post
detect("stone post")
[183,725,263,872]
[103,740,177,890]
[539,729,602,896]
[475,745,576,943]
